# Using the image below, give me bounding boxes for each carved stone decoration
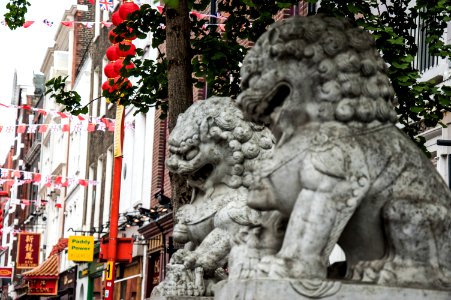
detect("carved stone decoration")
[233,14,451,291]
[152,97,274,297]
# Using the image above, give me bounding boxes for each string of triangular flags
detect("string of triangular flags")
[1,227,23,235]
[0,5,228,29]
[0,168,97,188]
[0,103,118,123]
[0,121,134,135]
[3,197,62,210]
[0,19,113,28]
[3,198,39,206]
[0,103,134,134]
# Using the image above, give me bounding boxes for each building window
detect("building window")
[411,14,439,72]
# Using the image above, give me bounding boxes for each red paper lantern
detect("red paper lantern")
[106,45,120,61]
[119,1,139,20]
[102,80,111,91]
[117,77,133,89]
[102,79,118,93]
[123,27,137,41]
[116,40,136,57]
[110,76,132,93]
[104,62,120,78]
[112,11,124,26]
[113,58,135,74]
[108,30,123,43]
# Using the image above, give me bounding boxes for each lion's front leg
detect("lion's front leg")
[260,178,368,279]
[184,227,230,272]
[259,189,337,279]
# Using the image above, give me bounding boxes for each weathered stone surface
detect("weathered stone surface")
[215,279,451,300]
[152,97,274,297]
[230,14,451,291]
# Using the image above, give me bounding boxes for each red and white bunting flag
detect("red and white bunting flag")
[27,125,38,133]
[38,125,48,133]
[190,12,204,19]
[57,112,68,118]
[44,176,52,187]
[37,109,47,116]
[83,22,94,28]
[54,176,62,186]
[74,123,83,132]
[62,178,70,187]
[23,21,34,28]
[61,21,74,27]
[87,123,96,132]
[78,179,88,187]
[43,19,54,27]
[17,124,26,134]
[97,122,106,132]
[101,21,113,28]
[50,124,59,132]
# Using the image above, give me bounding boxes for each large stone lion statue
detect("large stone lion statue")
[153,97,274,296]
[237,15,451,289]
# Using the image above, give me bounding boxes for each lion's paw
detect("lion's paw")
[258,256,290,278]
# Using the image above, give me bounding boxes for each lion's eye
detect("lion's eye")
[184,148,199,161]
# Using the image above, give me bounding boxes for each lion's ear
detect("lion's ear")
[199,116,212,141]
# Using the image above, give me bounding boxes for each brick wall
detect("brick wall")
[150,109,171,208]
[73,0,95,81]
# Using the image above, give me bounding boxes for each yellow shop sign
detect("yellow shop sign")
[68,236,94,262]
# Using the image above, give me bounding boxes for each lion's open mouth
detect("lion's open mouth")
[187,163,214,187]
[262,81,291,118]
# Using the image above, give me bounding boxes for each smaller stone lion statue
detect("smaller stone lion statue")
[236,15,451,291]
[153,97,274,296]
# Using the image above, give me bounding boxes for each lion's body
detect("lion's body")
[237,15,451,288]
[155,97,273,296]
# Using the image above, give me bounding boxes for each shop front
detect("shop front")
[138,213,174,298]
[114,257,142,300]
[88,261,104,300]
[57,266,77,300]
[21,254,59,299]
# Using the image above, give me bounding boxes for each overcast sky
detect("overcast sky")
[0,0,76,161]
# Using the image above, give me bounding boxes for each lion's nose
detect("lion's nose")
[166,156,179,172]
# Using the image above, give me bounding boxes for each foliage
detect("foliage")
[4,0,30,29]
[8,0,451,148]
[315,0,451,149]
[45,76,88,115]
[105,1,298,117]
[110,0,451,149]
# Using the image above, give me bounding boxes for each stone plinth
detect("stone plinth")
[214,279,451,300]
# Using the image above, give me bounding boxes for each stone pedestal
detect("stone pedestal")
[214,279,451,300]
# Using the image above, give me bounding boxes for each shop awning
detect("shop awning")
[22,254,59,279]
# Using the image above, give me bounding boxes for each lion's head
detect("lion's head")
[167,97,274,193]
[238,15,397,141]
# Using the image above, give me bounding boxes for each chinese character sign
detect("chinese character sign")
[16,233,41,269]
[27,278,58,295]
